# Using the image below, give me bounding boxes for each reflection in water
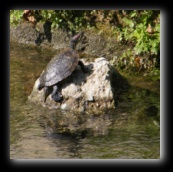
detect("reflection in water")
[10,42,160,159]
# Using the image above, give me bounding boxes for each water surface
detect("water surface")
[10,42,160,159]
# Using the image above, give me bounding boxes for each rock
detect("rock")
[28,57,129,111]
[10,23,129,61]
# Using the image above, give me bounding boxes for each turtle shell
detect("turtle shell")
[39,49,79,87]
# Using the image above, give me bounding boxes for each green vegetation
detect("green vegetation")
[112,10,160,77]
[10,10,160,79]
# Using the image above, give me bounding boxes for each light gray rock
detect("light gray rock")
[28,57,129,111]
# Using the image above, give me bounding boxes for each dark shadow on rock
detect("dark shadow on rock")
[35,20,52,45]
[43,20,52,43]
[35,32,45,45]
[58,63,94,91]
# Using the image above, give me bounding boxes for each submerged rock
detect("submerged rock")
[28,57,129,111]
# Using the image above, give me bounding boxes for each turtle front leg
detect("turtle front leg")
[51,85,63,102]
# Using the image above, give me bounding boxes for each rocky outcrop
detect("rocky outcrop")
[10,22,128,60]
[28,57,129,111]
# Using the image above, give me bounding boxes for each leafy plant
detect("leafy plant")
[10,10,24,26]
[117,10,160,56]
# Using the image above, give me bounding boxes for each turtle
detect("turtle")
[36,31,87,103]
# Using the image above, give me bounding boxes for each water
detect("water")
[10,42,160,159]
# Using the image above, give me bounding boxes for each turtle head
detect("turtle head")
[70,31,84,49]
